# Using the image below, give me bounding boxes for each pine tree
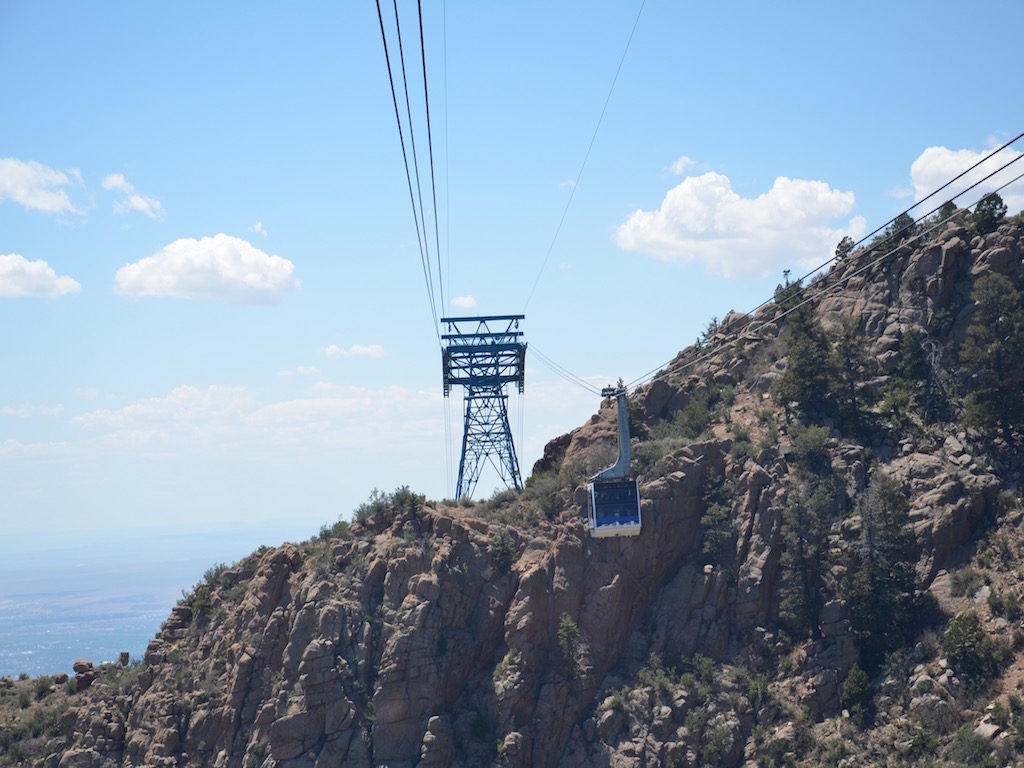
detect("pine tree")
[779,481,830,636]
[835,236,855,261]
[832,319,873,432]
[844,472,919,672]
[960,273,1024,440]
[775,305,838,422]
[973,192,1007,235]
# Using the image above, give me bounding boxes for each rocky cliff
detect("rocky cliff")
[41,207,1024,767]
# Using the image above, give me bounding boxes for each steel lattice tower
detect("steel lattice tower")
[442,315,526,500]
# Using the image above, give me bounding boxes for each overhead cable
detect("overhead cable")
[628,151,1024,390]
[417,0,446,312]
[523,0,647,309]
[375,0,441,343]
[532,345,603,395]
[391,0,439,331]
[714,130,1024,335]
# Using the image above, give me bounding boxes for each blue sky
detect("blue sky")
[2,1,1022,548]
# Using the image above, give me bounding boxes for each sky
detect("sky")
[2,0,1023,554]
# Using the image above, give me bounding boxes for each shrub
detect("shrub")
[789,424,832,474]
[33,675,53,701]
[842,663,873,726]
[489,529,518,571]
[950,567,983,597]
[950,722,994,763]
[943,611,1002,691]
[202,562,228,586]
[353,486,426,524]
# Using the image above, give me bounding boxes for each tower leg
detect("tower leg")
[455,387,522,500]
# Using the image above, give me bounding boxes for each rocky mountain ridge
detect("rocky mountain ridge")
[8,205,1024,767]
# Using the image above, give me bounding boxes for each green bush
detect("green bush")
[33,675,53,701]
[950,567,983,597]
[489,529,518,571]
[842,663,873,726]
[789,424,832,475]
[942,611,1002,691]
[353,485,426,524]
[950,722,994,763]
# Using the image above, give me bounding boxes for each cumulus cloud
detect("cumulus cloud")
[0,158,80,214]
[100,173,131,193]
[616,172,865,278]
[249,221,268,237]
[114,234,299,303]
[450,295,477,309]
[888,185,913,199]
[669,155,695,175]
[101,172,163,218]
[277,366,320,377]
[0,254,81,298]
[909,144,1024,215]
[73,385,253,431]
[2,403,64,418]
[325,343,384,359]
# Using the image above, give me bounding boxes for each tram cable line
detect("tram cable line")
[532,345,603,396]
[523,0,647,310]
[416,0,446,312]
[391,0,441,331]
[374,0,442,342]
[529,144,1024,400]
[699,130,1024,345]
[628,160,1024,391]
[442,0,451,313]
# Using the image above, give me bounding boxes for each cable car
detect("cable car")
[587,386,642,537]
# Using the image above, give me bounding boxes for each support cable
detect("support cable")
[524,0,647,309]
[628,157,1024,390]
[417,0,446,312]
[707,131,1024,339]
[375,0,440,343]
[392,0,439,334]
[532,345,603,395]
[443,0,451,308]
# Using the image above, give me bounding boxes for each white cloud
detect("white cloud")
[0,158,80,214]
[70,381,435,452]
[101,172,163,218]
[73,385,253,431]
[0,254,81,298]
[277,366,320,377]
[249,221,268,237]
[116,194,163,218]
[2,403,64,418]
[888,185,913,199]
[909,145,1024,215]
[100,173,131,193]
[451,295,477,309]
[616,172,865,278]
[114,233,299,303]
[325,343,384,359]
[669,155,695,175]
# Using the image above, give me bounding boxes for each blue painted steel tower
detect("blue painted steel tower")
[441,315,526,500]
